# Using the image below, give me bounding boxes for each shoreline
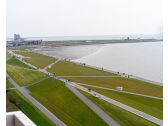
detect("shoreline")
[71,60,163,86]
[30,44,162,86]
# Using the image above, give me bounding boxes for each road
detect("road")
[6,73,66,126]
[44,58,61,70]
[58,76,123,78]
[70,82,163,126]
[9,51,163,125]
[65,83,120,126]
[76,82,163,100]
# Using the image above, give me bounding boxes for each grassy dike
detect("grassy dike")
[14,51,56,68]
[6,53,47,86]
[7,90,55,126]
[81,85,163,119]
[48,60,163,97]
[77,89,159,126]
[7,64,46,86]
[7,57,32,69]
[28,77,108,126]
[6,78,14,88]
[48,60,117,76]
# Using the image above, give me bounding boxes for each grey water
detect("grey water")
[35,41,163,84]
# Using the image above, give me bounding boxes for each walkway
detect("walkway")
[44,58,61,70]
[25,76,50,87]
[70,82,163,126]
[59,76,123,78]
[9,51,163,125]
[6,73,66,126]
[76,83,163,100]
[66,83,120,126]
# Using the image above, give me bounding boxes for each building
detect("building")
[14,34,21,41]
[6,34,42,47]
[6,111,36,126]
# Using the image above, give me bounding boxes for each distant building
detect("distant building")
[14,34,21,41]
[6,34,42,47]
[126,37,130,40]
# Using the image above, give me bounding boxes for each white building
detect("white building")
[6,111,36,126]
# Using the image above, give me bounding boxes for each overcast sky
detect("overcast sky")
[6,0,163,37]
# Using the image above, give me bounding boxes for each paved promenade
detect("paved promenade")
[9,50,163,126]
[77,82,163,100]
[66,83,120,126]
[59,76,123,77]
[7,73,66,126]
[44,58,61,70]
[70,82,163,126]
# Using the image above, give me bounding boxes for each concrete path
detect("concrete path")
[9,51,163,125]
[65,83,120,126]
[44,58,61,70]
[72,61,163,85]
[25,76,50,87]
[7,64,39,72]
[70,82,163,126]
[17,58,37,69]
[58,76,123,78]
[6,73,66,126]
[77,83,163,100]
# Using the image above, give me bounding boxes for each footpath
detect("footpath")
[8,50,163,126]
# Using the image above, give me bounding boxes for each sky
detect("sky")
[6,0,163,38]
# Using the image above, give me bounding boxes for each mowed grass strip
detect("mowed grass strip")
[7,65,46,86]
[47,60,162,97]
[28,78,108,126]
[48,60,117,76]
[7,90,55,126]
[65,77,162,97]
[7,57,32,69]
[6,94,18,112]
[78,89,159,126]
[9,46,35,51]
[6,78,14,88]
[14,51,56,68]
[82,85,163,119]
[6,53,11,61]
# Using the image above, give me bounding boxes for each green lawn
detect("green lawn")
[6,78,14,88]
[7,64,46,86]
[47,61,163,97]
[14,51,56,68]
[6,94,18,112]
[7,57,32,69]
[7,90,55,126]
[78,90,159,126]
[28,77,108,126]
[9,46,35,51]
[82,85,163,119]
[6,53,11,61]
[48,60,117,76]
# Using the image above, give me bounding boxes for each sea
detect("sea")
[34,41,163,85]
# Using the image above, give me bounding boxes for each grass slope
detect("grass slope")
[83,86,163,119]
[6,53,11,61]
[48,61,163,97]
[7,90,55,126]
[6,95,18,112]
[14,51,56,68]
[28,77,108,126]
[7,57,32,69]
[78,90,159,126]
[6,78,14,88]
[7,65,46,86]
[48,60,117,76]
